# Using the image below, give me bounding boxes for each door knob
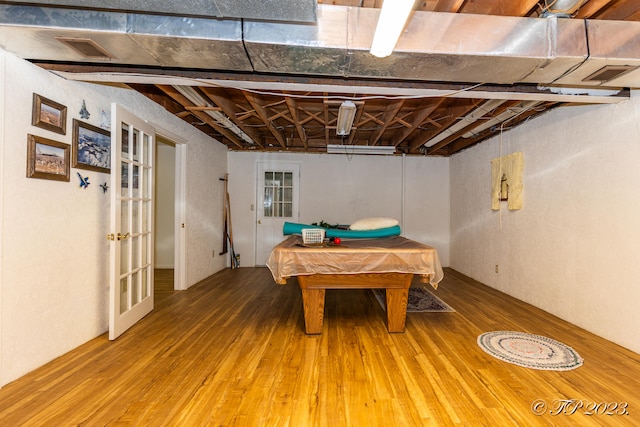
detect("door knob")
[258,220,262,224]
[107,232,131,241]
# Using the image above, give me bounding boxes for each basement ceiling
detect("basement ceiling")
[1,0,640,156]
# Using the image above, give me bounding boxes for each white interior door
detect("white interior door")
[108,103,155,340]
[256,162,300,265]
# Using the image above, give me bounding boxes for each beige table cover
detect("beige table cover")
[266,235,444,288]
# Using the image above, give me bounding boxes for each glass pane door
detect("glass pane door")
[109,104,155,340]
[255,163,299,265]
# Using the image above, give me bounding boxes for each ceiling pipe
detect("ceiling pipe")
[541,0,587,18]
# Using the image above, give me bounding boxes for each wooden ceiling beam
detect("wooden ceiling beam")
[390,98,446,147]
[268,109,290,122]
[580,0,639,20]
[425,117,445,128]
[185,106,222,112]
[435,0,467,13]
[347,102,366,145]
[264,99,287,109]
[394,111,415,127]
[393,117,413,128]
[284,97,308,149]
[243,93,288,149]
[359,0,382,8]
[490,0,540,16]
[298,108,324,126]
[368,99,405,146]
[574,0,614,18]
[360,112,385,126]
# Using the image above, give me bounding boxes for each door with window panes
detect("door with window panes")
[256,163,299,265]
[108,104,155,340]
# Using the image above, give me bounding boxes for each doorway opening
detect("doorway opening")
[155,137,175,301]
[154,134,186,299]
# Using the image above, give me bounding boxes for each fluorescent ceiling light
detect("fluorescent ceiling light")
[422,99,507,148]
[461,101,540,138]
[370,0,416,58]
[327,144,396,155]
[336,101,357,135]
[174,85,254,145]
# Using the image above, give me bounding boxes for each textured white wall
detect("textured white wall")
[450,93,640,353]
[0,48,6,387]
[403,155,450,264]
[0,50,227,386]
[228,152,450,267]
[182,129,228,284]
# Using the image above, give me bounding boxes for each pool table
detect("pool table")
[266,235,444,334]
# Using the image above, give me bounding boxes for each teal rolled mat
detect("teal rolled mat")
[283,222,401,239]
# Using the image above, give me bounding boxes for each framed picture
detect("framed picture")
[32,93,67,135]
[72,119,111,174]
[26,134,70,181]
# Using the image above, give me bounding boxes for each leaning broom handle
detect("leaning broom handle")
[219,174,228,255]
[227,191,236,268]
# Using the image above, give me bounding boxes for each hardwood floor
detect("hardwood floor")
[154,268,176,303]
[0,267,638,426]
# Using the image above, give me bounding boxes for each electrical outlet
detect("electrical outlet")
[495,264,499,273]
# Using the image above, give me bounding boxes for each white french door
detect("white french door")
[108,104,155,340]
[256,162,300,265]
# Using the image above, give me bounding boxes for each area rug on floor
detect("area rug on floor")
[477,331,583,371]
[372,288,455,312]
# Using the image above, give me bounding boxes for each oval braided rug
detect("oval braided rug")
[477,331,583,371]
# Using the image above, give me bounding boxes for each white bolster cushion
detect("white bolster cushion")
[349,217,399,231]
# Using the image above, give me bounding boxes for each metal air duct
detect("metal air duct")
[3,0,318,22]
[1,4,640,91]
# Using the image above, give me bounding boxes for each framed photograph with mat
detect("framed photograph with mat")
[32,93,67,135]
[72,119,111,174]
[26,134,70,181]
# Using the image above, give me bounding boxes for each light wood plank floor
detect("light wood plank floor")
[154,268,176,303]
[0,267,638,426]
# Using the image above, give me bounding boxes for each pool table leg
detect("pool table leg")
[386,288,410,333]
[297,273,413,334]
[300,288,325,334]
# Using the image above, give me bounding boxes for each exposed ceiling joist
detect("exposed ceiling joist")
[243,93,288,149]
